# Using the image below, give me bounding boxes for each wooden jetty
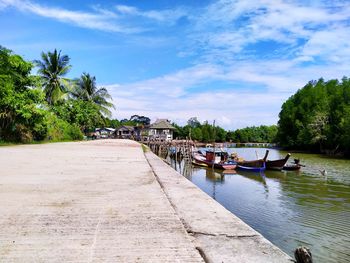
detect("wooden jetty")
[143,138,194,164]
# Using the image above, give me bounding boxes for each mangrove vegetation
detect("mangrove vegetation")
[277,78,350,156]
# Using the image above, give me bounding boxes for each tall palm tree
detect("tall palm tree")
[34,49,71,105]
[71,73,115,117]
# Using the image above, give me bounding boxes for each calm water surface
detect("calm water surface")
[168,148,350,263]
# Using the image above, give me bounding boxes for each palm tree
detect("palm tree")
[71,73,115,117]
[34,49,71,105]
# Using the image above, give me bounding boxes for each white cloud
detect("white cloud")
[189,0,350,64]
[115,4,187,24]
[2,0,350,129]
[104,50,350,130]
[0,0,189,33]
[300,27,350,62]
[0,0,148,33]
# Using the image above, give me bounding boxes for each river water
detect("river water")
[167,148,350,263]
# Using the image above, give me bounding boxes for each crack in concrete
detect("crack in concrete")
[144,151,207,263]
[195,246,210,263]
[188,230,258,239]
[88,209,103,263]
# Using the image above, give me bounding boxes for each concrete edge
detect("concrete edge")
[143,149,294,263]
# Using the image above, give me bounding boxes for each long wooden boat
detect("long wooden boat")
[236,150,269,172]
[266,153,291,170]
[192,151,237,170]
[237,162,266,172]
[282,158,304,171]
[282,164,301,171]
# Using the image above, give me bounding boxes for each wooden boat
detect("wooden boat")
[266,153,291,170]
[236,150,269,172]
[192,153,209,167]
[282,164,301,171]
[237,162,266,172]
[282,158,303,171]
[192,150,236,170]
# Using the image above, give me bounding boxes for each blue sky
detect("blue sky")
[1,0,350,130]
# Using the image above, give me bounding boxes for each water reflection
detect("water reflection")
[167,148,350,263]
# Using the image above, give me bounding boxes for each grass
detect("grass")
[0,138,82,147]
[141,144,149,153]
[0,140,17,147]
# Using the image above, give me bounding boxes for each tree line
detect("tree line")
[101,115,278,143]
[172,117,277,143]
[0,46,114,143]
[4,45,347,153]
[277,77,350,156]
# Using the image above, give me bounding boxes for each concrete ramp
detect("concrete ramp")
[0,140,203,262]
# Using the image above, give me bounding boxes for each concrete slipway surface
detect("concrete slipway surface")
[0,139,293,262]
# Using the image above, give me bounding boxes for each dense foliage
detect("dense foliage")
[227,125,277,143]
[71,73,115,117]
[277,78,350,155]
[0,46,47,142]
[0,46,114,143]
[173,117,277,143]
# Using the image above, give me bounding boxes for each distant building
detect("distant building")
[148,119,175,141]
[95,128,116,138]
[115,125,135,139]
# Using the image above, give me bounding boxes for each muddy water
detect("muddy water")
[169,148,350,263]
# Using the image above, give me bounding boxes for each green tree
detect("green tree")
[0,46,48,142]
[187,117,201,128]
[104,118,121,128]
[277,77,350,155]
[34,49,71,106]
[52,99,104,133]
[192,127,203,141]
[214,126,227,142]
[71,73,115,117]
[129,115,151,126]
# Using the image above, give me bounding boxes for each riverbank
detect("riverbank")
[0,139,292,262]
[144,148,292,262]
[167,146,350,263]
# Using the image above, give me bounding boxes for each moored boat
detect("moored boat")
[282,158,303,171]
[266,153,291,170]
[192,150,237,170]
[236,150,269,172]
[282,164,301,171]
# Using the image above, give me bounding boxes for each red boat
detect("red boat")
[192,150,237,170]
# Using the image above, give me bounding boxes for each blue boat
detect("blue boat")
[237,161,266,172]
[236,150,268,172]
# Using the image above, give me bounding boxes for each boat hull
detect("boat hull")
[237,164,265,173]
[266,153,291,170]
[282,164,301,171]
[192,152,236,170]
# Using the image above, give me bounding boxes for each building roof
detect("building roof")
[116,125,135,131]
[149,119,175,130]
[96,127,116,132]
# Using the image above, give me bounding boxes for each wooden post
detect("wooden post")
[212,120,216,169]
[294,246,313,263]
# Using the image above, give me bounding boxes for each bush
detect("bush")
[67,124,84,140]
[46,113,83,141]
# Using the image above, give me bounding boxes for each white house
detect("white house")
[95,127,116,138]
[148,119,175,141]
